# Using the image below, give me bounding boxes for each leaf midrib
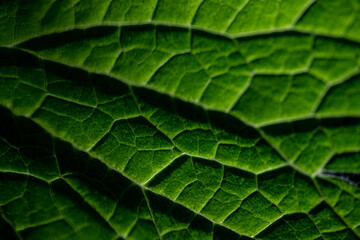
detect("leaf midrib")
[6,20,360,49]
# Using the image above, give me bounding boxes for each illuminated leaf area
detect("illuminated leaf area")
[0,0,360,239]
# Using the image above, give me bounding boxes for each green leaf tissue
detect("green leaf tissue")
[0,0,360,239]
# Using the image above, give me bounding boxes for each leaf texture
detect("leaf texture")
[0,0,360,239]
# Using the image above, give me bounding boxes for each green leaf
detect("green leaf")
[0,0,360,239]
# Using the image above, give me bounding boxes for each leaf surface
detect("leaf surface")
[0,0,360,239]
